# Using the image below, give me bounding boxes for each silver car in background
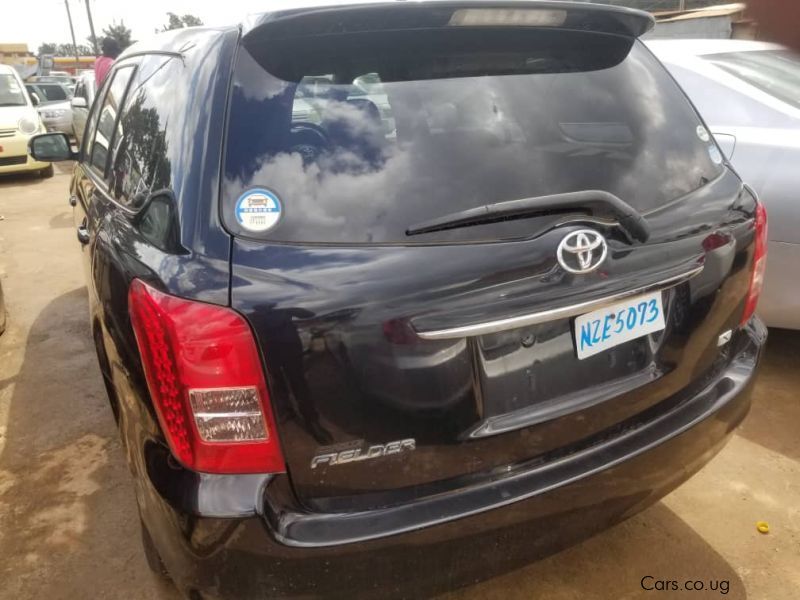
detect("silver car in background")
[649,39,800,329]
[25,82,74,135]
[70,72,96,144]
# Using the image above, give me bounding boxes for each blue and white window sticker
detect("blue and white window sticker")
[235,188,282,233]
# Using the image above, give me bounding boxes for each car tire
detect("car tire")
[40,164,54,178]
[139,519,171,581]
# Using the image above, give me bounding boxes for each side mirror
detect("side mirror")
[71,96,87,109]
[28,133,77,162]
[30,92,40,106]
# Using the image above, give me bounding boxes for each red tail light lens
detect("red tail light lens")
[128,279,284,474]
[740,202,768,326]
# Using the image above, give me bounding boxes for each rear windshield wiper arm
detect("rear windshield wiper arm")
[405,190,650,243]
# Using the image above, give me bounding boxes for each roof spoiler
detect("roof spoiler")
[242,1,655,42]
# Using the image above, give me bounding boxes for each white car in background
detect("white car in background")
[648,39,800,329]
[0,64,52,177]
[25,82,74,136]
[71,71,97,144]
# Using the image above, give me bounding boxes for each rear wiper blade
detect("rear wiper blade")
[405,190,650,243]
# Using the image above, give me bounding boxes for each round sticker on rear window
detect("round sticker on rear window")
[234,189,282,233]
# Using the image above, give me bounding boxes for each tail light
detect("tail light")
[128,279,284,474]
[740,202,768,326]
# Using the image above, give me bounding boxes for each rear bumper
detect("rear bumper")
[141,319,766,598]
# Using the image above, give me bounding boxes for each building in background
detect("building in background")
[647,3,755,39]
[0,43,37,79]
[581,1,756,40]
[0,44,95,80]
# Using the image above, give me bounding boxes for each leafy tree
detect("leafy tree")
[100,20,135,51]
[37,42,93,57]
[159,12,203,31]
[37,43,57,56]
[180,14,203,27]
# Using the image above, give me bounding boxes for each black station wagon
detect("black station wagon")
[29,1,767,597]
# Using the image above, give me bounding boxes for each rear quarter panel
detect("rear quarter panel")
[77,28,241,491]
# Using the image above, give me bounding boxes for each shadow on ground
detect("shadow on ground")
[0,288,177,600]
[0,171,48,189]
[442,501,746,600]
[736,328,800,462]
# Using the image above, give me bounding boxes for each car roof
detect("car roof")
[646,38,785,58]
[0,64,19,75]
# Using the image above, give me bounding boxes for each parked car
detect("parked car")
[648,39,800,329]
[0,64,52,177]
[25,81,72,104]
[71,71,96,144]
[36,98,73,135]
[28,73,75,93]
[29,2,767,598]
[26,82,74,135]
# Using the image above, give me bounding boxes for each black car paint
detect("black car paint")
[142,322,763,597]
[48,4,765,599]
[231,170,757,511]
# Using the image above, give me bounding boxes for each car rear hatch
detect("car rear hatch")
[223,2,759,512]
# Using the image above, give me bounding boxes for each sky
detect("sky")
[0,0,299,52]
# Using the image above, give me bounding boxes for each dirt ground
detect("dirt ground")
[0,167,798,600]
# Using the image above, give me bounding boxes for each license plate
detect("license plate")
[574,291,665,360]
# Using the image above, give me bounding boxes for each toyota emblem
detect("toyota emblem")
[557,229,608,274]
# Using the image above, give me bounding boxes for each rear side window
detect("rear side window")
[39,84,69,101]
[106,56,176,209]
[87,66,134,177]
[223,29,724,243]
[74,80,86,102]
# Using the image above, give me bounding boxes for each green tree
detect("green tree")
[159,12,203,31]
[59,43,93,56]
[180,14,203,27]
[37,43,57,56]
[100,20,135,51]
[37,42,93,57]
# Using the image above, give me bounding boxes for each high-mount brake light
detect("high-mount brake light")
[128,279,284,474]
[448,8,567,27]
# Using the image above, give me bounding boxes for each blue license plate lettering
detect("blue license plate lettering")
[574,292,666,359]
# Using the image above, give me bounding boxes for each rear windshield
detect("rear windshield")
[706,49,800,110]
[222,28,723,243]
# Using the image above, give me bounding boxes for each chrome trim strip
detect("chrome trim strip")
[414,265,704,340]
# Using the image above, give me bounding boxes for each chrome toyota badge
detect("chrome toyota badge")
[557,229,608,274]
